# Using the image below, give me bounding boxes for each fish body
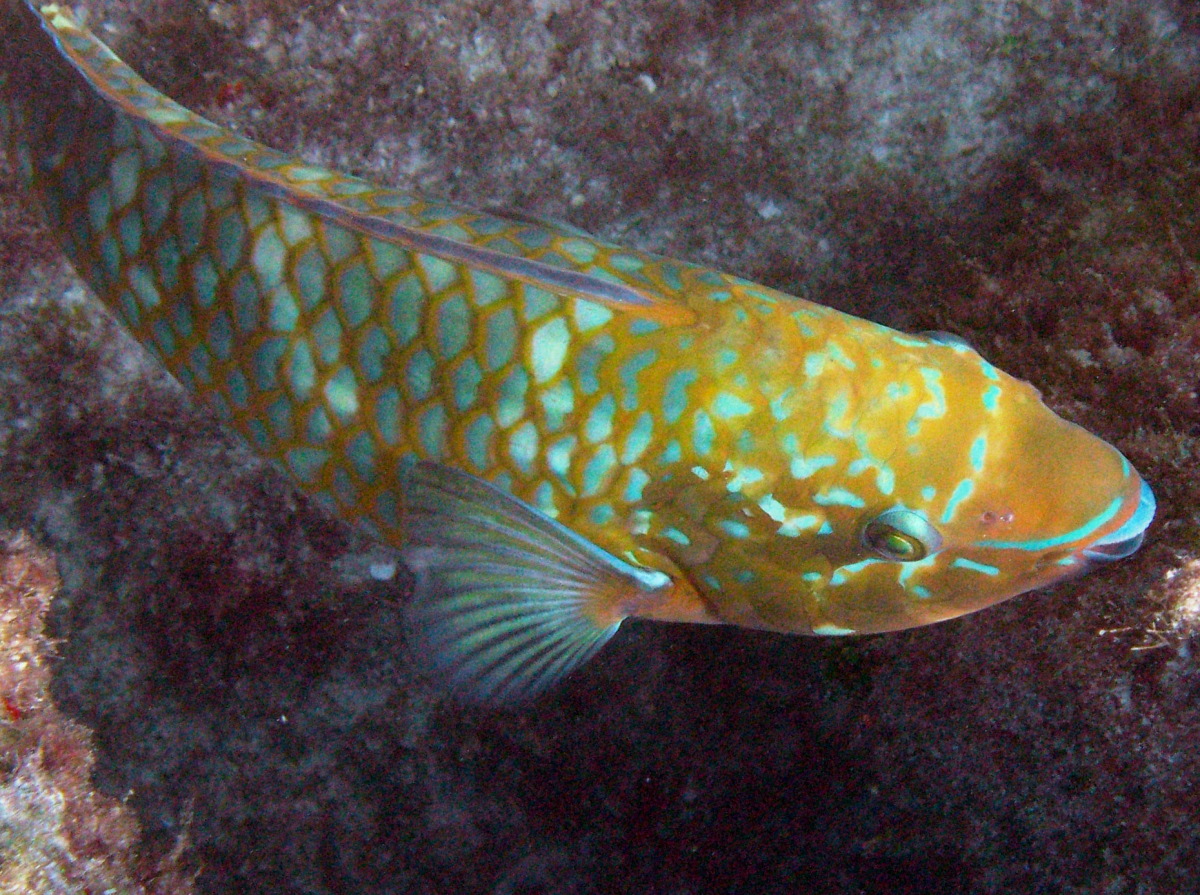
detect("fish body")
[1,1,1155,702]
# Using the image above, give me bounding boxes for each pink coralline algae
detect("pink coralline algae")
[0,532,195,895]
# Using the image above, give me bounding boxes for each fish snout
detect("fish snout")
[1081,478,1156,563]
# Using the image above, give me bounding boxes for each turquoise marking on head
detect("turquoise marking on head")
[769,387,794,422]
[814,487,865,508]
[790,454,836,479]
[758,493,787,521]
[978,495,1124,551]
[779,513,819,537]
[825,342,856,371]
[822,392,853,439]
[940,479,974,524]
[715,348,738,368]
[830,558,882,586]
[719,519,751,539]
[713,392,753,419]
[951,557,1000,576]
[726,466,764,493]
[906,368,947,436]
[969,435,988,472]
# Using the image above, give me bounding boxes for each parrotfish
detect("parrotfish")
[1,1,1155,703]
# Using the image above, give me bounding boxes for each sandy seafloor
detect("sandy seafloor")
[2,0,1200,892]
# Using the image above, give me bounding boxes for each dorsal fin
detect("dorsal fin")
[32,2,697,327]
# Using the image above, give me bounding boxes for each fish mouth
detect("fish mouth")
[1081,478,1156,563]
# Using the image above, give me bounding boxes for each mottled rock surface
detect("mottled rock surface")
[1,1,1198,893]
[0,532,195,893]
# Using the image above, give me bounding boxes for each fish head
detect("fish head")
[683,337,1155,637]
[799,352,1154,635]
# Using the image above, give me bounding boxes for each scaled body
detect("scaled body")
[0,1,1154,702]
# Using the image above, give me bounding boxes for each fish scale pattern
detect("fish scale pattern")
[6,5,717,550]
[1,1,1153,642]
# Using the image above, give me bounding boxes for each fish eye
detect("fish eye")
[862,509,943,562]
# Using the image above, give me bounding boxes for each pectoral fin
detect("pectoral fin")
[400,461,671,704]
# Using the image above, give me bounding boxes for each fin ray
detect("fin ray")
[402,461,671,704]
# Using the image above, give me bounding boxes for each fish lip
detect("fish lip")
[1080,478,1156,563]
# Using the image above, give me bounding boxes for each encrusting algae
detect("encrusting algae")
[0,0,1155,703]
[0,532,196,894]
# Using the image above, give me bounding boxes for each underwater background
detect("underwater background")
[0,0,1197,892]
